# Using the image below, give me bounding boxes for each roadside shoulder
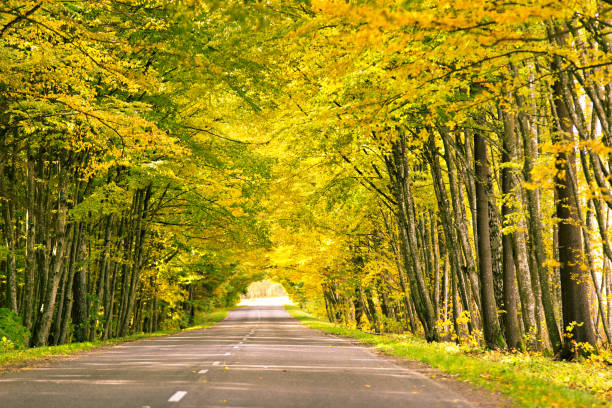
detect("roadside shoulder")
[0,308,230,375]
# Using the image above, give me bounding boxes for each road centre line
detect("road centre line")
[217,364,406,371]
[168,391,187,402]
[198,369,208,374]
[212,361,220,366]
[244,336,344,340]
[219,344,363,349]
[150,337,242,341]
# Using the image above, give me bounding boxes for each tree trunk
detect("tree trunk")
[89,215,113,341]
[32,201,68,347]
[381,210,417,332]
[0,161,18,313]
[119,185,152,336]
[58,223,81,345]
[23,158,36,333]
[426,135,476,334]
[551,52,598,356]
[440,128,482,314]
[390,135,438,341]
[72,225,89,342]
[501,110,523,350]
[514,79,563,352]
[474,132,506,349]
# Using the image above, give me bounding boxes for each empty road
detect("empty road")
[0,305,473,407]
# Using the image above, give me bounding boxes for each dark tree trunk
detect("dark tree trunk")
[387,135,438,341]
[23,158,36,333]
[119,185,152,337]
[58,223,82,345]
[72,225,89,343]
[90,215,113,341]
[32,200,68,347]
[501,110,523,350]
[474,132,505,349]
[426,135,475,334]
[0,159,18,313]
[551,51,598,357]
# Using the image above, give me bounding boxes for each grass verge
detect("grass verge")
[286,305,611,408]
[0,308,229,370]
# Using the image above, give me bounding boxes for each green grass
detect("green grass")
[286,305,612,408]
[191,309,230,328]
[0,308,230,370]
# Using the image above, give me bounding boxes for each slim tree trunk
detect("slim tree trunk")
[426,135,476,333]
[119,185,152,337]
[23,158,36,333]
[390,136,438,341]
[0,161,18,313]
[440,131,482,315]
[514,215,538,339]
[514,79,563,352]
[501,110,523,350]
[89,215,113,341]
[72,225,89,342]
[432,216,441,321]
[32,200,68,347]
[474,132,506,350]
[451,264,463,342]
[58,223,81,345]
[382,210,417,332]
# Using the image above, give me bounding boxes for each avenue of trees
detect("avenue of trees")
[262,0,612,360]
[1,0,612,361]
[0,1,273,346]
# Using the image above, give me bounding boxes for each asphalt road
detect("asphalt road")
[0,305,473,408]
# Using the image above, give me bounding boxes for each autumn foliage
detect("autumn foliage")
[1,0,612,362]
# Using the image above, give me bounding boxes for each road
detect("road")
[0,305,473,407]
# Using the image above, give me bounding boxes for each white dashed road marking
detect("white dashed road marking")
[168,391,187,402]
[198,369,208,374]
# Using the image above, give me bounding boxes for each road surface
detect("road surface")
[0,305,473,407]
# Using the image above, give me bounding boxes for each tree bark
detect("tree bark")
[426,135,475,334]
[23,158,36,333]
[514,76,563,352]
[0,159,18,313]
[57,223,81,345]
[474,132,506,349]
[501,110,523,350]
[389,135,438,341]
[32,198,68,347]
[72,224,89,342]
[551,43,598,356]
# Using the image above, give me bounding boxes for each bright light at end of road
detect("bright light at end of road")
[238,296,294,306]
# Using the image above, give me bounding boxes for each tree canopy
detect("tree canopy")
[1,0,612,360]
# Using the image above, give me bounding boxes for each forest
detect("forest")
[1,0,612,364]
